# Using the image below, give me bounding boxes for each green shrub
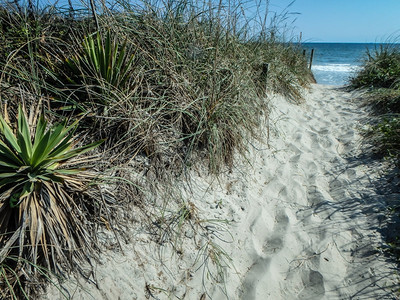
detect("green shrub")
[352,44,400,166]
[351,45,400,89]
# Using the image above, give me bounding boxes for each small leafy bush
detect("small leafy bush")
[351,45,400,89]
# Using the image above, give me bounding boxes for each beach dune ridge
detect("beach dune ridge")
[45,85,399,299]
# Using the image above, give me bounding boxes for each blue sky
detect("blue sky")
[269,0,400,42]
[36,0,400,43]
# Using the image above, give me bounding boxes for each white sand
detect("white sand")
[45,84,399,299]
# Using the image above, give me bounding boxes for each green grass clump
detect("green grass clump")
[351,44,400,165]
[366,115,400,161]
[364,88,400,114]
[65,31,135,97]
[351,44,400,89]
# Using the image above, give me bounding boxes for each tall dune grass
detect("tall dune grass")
[351,44,400,164]
[351,44,400,89]
[0,0,313,297]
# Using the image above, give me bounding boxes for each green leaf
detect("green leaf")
[10,181,34,208]
[105,31,112,81]
[31,121,76,168]
[46,125,77,158]
[55,168,84,175]
[36,174,63,183]
[32,115,48,152]
[0,115,21,153]
[0,140,24,166]
[0,176,24,188]
[17,106,33,163]
[0,172,20,178]
[9,193,20,208]
[30,129,52,167]
[0,160,20,169]
[36,139,103,169]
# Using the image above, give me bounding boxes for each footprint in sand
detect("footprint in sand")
[306,186,326,207]
[240,210,290,299]
[329,177,349,200]
[297,269,326,299]
[262,211,289,255]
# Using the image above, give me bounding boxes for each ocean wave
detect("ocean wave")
[312,64,362,73]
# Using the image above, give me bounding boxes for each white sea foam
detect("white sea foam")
[312,64,362,73]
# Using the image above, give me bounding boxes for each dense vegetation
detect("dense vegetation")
[0,0,313,298]
[351,43,400,264]
[351,44,400,165]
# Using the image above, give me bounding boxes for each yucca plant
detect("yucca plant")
[0,106,103,277]
[66,31,135,90]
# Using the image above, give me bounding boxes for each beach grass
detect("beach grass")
[351,42,400,266]
[351,44,400,89]
[351,44,400,164]
[0,0,313,297]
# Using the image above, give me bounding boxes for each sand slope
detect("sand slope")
[45,84,399,299]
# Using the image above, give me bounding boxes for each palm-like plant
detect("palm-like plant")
[0,106,103,272]
[66,31,135,90]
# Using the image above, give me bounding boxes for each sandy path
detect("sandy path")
[45,84,399,299]
[218,84,399,299]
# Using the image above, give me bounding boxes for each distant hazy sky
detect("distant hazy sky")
[269,0,400,42]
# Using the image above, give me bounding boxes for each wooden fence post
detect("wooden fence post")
[309,49,314,69]
[262,63,269,92]
[261,62,270,147]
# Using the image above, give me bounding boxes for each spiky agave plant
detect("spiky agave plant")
[66,31,135,90]
[0,106,103,273]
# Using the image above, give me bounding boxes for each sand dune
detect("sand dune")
[45,84,399,299]
[226,84,399,299]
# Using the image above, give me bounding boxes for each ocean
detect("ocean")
[301,43,378,86]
